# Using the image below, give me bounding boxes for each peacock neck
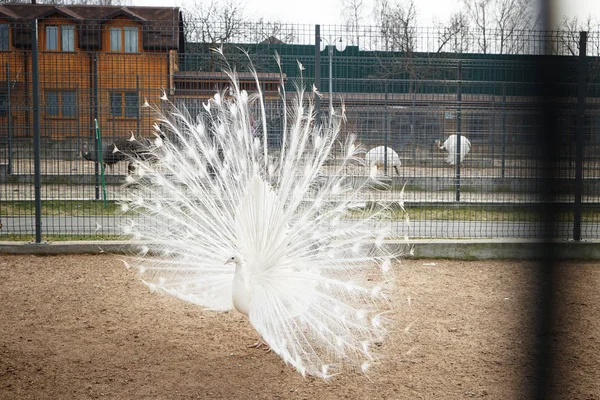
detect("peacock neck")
[232,262,252,316]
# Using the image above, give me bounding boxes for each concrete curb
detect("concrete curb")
[0,241,131,255]
[406,239,600,260]
[1,239,599,260]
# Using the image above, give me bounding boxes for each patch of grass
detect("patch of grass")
[405,207,537,222]
[577,210,600,223]
[349,204,600,222]
[489,185,514,193]
[2,200,598,224]
[0,200,124,216]
[0,234,125,241]
[455,186,479,193]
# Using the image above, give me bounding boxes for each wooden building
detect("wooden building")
[0,3,183,142]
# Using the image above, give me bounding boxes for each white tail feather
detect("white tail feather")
[122,57,408,378]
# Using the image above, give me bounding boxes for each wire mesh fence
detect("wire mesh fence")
[0,14,599,241]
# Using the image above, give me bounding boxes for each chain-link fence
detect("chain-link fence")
[0,14,598,241]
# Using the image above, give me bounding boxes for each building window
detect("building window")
[110,28,122,52]
[46,26,58,50]
[61,25,75,52]
[62,91,76,117]
[46,25,75,51]
[124,27,138,53]
[110,91,138,118]
[110,26,138,53]
[46,91,59,116]
[0,24,9,51]
[46,90,77,118]
[0,91,8,117]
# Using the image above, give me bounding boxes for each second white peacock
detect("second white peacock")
[435,134,471,165]
[121,57,409,378]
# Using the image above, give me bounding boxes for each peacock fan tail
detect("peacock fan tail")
[121,51,411,379]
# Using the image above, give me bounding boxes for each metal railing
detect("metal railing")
[0,20,598,241]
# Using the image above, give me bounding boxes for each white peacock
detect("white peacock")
[121,53,409,378]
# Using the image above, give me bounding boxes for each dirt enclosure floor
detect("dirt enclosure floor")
[1,255,599,400]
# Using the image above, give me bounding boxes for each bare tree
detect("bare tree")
[494,0,518,53]
[370,0,430,158]
[436,11,471,53]
[341,0,364,47]
[493,0,537,54]
[246,19,296,44]
[461,0,540,54]
[183,0,247,44]
[554,15,597,56]
[462,0,492,53]
[374,0,417,52]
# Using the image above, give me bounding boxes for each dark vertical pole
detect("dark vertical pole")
[534,2,560,397]
[314,25,321,125]
[136,75,140,135]
[501,82,506,178]
[410,92,419,161]
[23,48,31,137]
[384,81,389,176]
[411,94,416,161]
[456,61,462,202]
[92,52,100,200]
[31,19,42,243]
[491,90,495,166]
[6,63,12,174]
[574,31,587,241]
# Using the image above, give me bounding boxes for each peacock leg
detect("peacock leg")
[248,338,270,351]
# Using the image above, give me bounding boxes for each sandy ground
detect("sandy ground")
[0,255,599,399]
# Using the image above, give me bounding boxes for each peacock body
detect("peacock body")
[436,135,471,165]
[122,56,409,378]
[365,146,401,176]
[82,135,160,174]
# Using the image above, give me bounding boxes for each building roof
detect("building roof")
[100,7,147,22]
[0,3,179,22]
[0,5,20,19]
[0,3,183,50]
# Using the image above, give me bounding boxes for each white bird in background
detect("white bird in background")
[435,135,471,165]
[365,146,401,176]
[122,53,409,378]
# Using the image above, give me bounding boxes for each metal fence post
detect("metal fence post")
[92,52,100,200]
[574,31,587,241]
[31,19,43,243]
[384,81,389,176]
[501,82,506,178]
[455,61,462,202]
[314,25,321,124]
[136,75,140,135]
[534,21,563,400]
[6,63,12,175]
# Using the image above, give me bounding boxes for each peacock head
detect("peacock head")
[82,141,92,161]
[225,255,243,267]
